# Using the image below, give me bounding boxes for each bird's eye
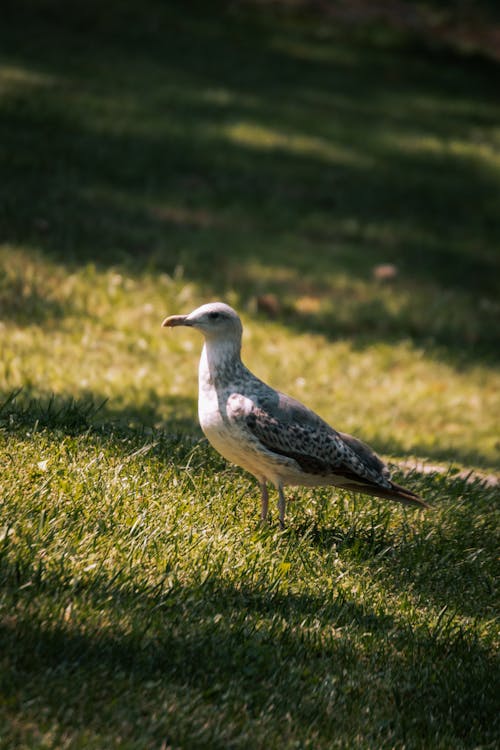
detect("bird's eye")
[207,311,221,320]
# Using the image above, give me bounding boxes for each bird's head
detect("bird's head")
[162,302,243,343]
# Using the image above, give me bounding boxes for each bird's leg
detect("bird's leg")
[260,482,269,522]
[277,485,286,530]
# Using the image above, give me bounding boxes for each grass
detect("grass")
[1,0,499,747]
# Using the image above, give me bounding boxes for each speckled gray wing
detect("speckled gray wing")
[226,385,427,507]
[337,431,391,480]
[243,390,393,489]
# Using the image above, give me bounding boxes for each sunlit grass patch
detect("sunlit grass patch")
[0,64,58,95]
[222,121,372,167]
[1,245,499,467]
[387,131,500,171]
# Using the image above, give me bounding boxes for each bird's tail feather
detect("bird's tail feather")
[351,481,429,509]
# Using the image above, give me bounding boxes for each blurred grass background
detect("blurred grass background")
[0,1,499,748]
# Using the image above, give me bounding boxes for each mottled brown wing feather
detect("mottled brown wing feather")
[245,403,390,487]
[243,400,428,508]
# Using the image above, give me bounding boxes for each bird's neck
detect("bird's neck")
[199,338,243,388]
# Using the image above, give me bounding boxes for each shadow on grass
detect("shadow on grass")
[1,0,499,363]
[0,388,202,444]
[0,388,200,438]
[0,271,73,325]
[0,562,497,747]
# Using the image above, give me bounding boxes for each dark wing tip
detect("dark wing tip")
[385,481,430,509]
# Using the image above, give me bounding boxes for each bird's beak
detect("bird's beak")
[162,315,192,328]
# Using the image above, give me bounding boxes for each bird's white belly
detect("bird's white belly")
[199,402,261,475]
[198,388,290,484]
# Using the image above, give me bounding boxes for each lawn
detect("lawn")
[0,1,499,748]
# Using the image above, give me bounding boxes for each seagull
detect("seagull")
[162,302,428,527]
